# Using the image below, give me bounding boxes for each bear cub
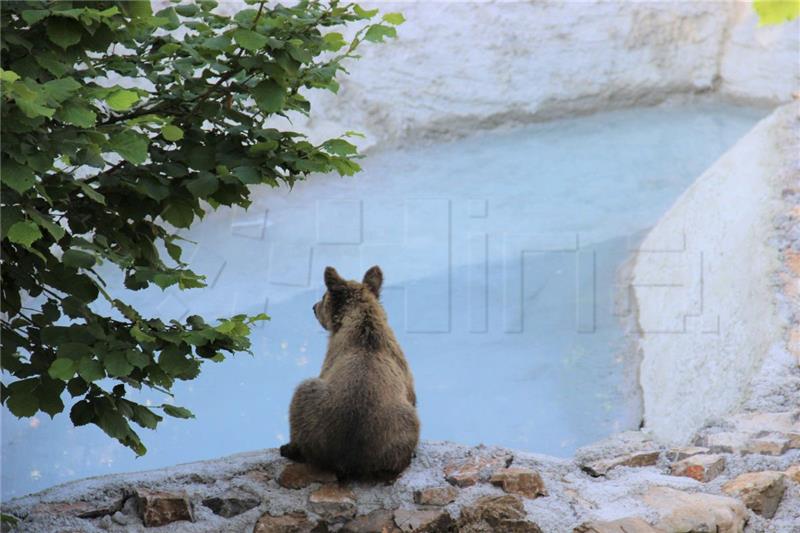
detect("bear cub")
[280,266,419,480]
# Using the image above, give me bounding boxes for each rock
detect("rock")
[394,508,454,532]
[279,462,338,489]
[253,511,319,533]
[443,454,512,487]
[202,496,260,518]
[111,511,133,526]
[699,415,800,455]
[697,432,748,454]
[731,411,800,437]
[245,470,272,485]
[30,501,117,518]
[664,446,709,461]
[581,451,660,477]
[785,464,800,483]
[343,509,401,533]
[642,486,746,533]
[308,484,356,521]
[573,516,658,533]
[458,494,542,533]
[489,467,547,499]
[414,486,458,506]
[742,432,791,456]
[136,489,193,527]
[722,471,786,519]
[669,454,725,482]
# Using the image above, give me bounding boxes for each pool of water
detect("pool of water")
[1,102,768,499]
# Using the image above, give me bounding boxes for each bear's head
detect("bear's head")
[313,265,383,332]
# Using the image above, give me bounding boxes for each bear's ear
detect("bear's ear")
[362,265,383,297]
[324,266,346,292]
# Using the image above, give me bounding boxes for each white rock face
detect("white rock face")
[632,102,799,444]
[276,0,798,150]
[720,2,800,103]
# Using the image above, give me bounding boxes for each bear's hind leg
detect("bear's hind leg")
[372,404,420,478]
[286,378,329,464]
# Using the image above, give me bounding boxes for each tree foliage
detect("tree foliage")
[0,0,401,454]
[754,0,800,25]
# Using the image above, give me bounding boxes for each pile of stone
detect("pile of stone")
[4,419,799,533]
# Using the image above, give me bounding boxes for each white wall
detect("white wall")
[632,102,797,444]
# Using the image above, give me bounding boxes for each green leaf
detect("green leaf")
[15,98,56,119]
[21,9,50,25]
[323,139,358,156]
[354,5,379,18]
[108,130,149,164]
[7,221,42,248]
[96,405,129,439]
[1,208,24,240]
[131,324,156,344]
[78,357,105,382]
[185,173,218,197]
[0,69,20,82]
[322,32,346,52]
[63,249,96,268]
[28,210,65,240]
[1,160,36,194]
[57,342,90,360]
[174,4,199,16]
[70,400,94,426]
[232,166,261,184]
[48,358,77,380]
[754,0,800,25]
[132,405,161,429]
[233,29,268,51]
[77,182,106,204]
[252,80,285,113]
[34,52,70,77]
[37,381,65,417]
[382,13,405,25]
[161,124,184,141]
[46,18,83,49]
[163,404,194,418]
[198,0,218,11]
[202,35,231,50]
[42,78,81,103]
[104,351,134,377]
[161,201,195,228]
[7,393,38,417]
[165,241,183,262]
[106,89,139,111]
[159,347,194,376]
[126,349,150,369]
[364,25,397,43]
[121,1,153,19]
[56,102,97,127]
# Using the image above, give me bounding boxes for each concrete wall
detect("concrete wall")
[632,102,799,444]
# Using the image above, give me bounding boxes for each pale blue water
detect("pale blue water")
[1,103,768,499]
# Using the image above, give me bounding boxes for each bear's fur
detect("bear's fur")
[280,266,419,480]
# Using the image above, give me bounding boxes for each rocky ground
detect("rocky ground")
[2,413,800,533]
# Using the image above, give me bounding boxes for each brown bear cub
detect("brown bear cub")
[279,266,419,480]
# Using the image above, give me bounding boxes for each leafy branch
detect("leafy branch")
[0,0,402,454]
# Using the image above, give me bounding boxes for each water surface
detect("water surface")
[1,102,768,499]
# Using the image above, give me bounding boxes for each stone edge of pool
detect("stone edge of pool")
[3,103,799,533]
